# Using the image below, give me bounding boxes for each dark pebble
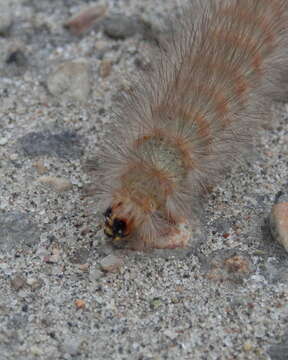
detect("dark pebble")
[18,130,83,159]
[103,14,147,39]
[6,50,27,67]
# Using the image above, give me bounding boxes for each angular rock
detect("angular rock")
[65,4,108,36]
[18,130,83,159]
[103,14,145,39]
[38,176,73,192]
[270,202,288,252]
[100,254,124,272]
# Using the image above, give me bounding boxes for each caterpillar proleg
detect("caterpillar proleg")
[88,0,288,249]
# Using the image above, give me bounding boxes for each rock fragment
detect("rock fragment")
[103,14,144,39]
[10,274,27,291]
[270,202,288,252]
[18,131,83,159]
[65,4,108,36]
[38,176,73,192]
[100,254,124,272]
[99,59,112,78]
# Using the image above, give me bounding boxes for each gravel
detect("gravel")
[0,0,288,359]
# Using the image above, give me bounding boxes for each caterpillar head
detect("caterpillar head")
[102,192,157,243]
[103,206,131,241]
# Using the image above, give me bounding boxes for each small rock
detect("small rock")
[270,202,288,252]
[75,299,86,309]
[149,297,164,310]
[18,130,83,159]
[26,278,43,290]
[79,263,89,272]
[47,60,90,102]
[6,49,27,67]
[243,342,253,352]
[38,176,73,192]
[100,254,124,272]
[0,5,12,36]
[10,274,27,291]
[65,4,108,36]
[0,137,8,146]
[35,247,50,257]
[43,254,59,264]
[89,268,103,281]
[103,14,144,39]
[163,329,178,340]
[99,59,112,78]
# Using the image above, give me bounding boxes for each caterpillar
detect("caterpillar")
[87,0,288,250]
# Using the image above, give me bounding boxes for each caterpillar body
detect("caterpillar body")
[88,0,288,249]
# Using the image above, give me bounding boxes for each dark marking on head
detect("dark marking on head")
[103,206,128,240]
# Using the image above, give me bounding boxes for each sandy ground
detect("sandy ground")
[1,0,288,359]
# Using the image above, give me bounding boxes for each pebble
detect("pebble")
[100,254,124,272]
[79,263,90,272]
[6,49,27,67]
[3,45,28,77]
[149,297,164,310]
[10,274,27,291]
[18,130,83,159]
[38,176,73,192]
[0,137,8,146]
[75,299,86,310]
[26,278,43,290]
[103,14,144,39]
[65,4,108,36]
[243,342,253,352]
[99,59,112,78]
[270,202,288,252]
[89,268,103,281]
[0,5,12,35]
[47,60,91,102]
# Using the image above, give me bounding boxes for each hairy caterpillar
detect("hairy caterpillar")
[87,0,288,250]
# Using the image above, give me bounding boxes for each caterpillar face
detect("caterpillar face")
[103,206,129,241]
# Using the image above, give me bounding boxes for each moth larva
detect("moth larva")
[88,0,288,250]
